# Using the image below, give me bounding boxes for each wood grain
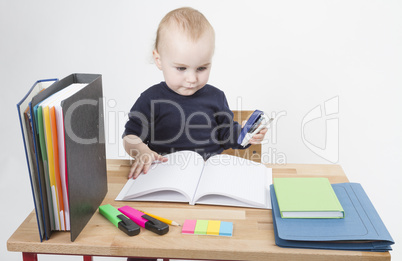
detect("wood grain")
[7,160,390,261]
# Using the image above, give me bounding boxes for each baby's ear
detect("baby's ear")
[152,49,163,70]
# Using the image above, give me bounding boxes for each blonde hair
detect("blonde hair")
[155,7,215,52]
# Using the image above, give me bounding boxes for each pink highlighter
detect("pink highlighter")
[118,206,169,235]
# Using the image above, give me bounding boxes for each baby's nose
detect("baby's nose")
[186,71,197,83]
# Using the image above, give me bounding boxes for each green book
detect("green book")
[273,178,344,218]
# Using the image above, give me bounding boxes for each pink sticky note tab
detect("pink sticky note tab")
[182,219,197,234]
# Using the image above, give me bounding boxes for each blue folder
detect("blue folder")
[270,183,394,251]
[17,78,58,241]
[17,79,57,241]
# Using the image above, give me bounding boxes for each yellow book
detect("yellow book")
[50,106,66,230]
[42,105,61,230]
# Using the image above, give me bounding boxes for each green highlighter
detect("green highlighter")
[99,204,140,236]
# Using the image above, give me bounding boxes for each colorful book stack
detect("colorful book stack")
[17,74,107,241]
[271,178,394,251]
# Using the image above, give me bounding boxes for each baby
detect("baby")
[123,7,267,179]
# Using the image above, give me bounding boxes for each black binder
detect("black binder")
[29,73,107,241]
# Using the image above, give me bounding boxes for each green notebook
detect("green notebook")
[273,178,344,218]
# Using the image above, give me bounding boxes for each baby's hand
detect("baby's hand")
[128,151,168,179]
[249,127,268,144]
[241,120,268,145]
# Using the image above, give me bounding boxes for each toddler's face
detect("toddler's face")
[153,27,214,96]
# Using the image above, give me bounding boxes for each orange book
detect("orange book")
[43,105,61,229]
[50,106,66,230]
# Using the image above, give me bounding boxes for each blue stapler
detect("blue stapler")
[237,110,273,147]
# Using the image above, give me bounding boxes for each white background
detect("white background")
[1,0,401,260]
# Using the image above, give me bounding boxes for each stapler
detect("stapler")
[237,110,273,147]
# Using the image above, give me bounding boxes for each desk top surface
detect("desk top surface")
[7,160,390,261]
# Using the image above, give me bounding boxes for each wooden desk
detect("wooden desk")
[7,160,391,261]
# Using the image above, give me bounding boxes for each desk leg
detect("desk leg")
[22,253,37,261]
[83,256,93,261]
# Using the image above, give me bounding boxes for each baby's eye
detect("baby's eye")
[197,67,207,72]
[176,67,187,71]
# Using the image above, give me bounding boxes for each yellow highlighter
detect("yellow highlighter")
[140,210,180,226]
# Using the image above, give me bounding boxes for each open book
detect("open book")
[116,151,272,209]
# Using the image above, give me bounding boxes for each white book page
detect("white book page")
[39,98,62,229]
[51,185,60,230]
[39,83,87,231]
[51,83,87,230]
[116,151,205,203]
[193,154,272,208]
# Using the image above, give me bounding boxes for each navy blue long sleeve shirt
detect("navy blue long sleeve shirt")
[123,82,246,159]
